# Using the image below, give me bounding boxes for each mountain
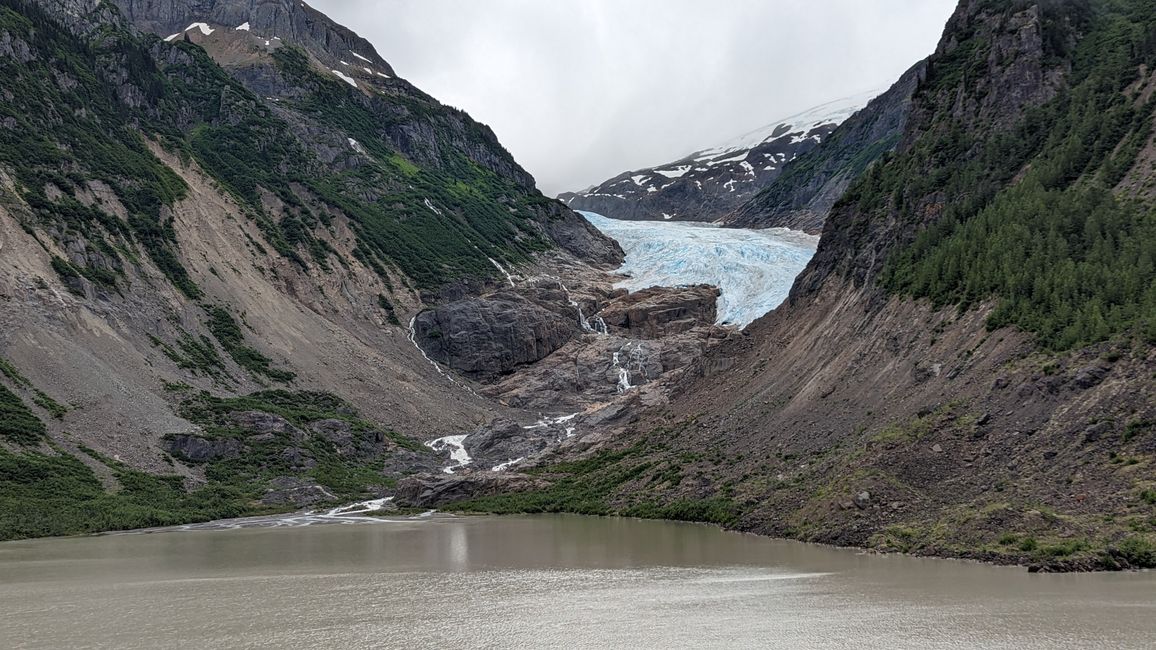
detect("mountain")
[0,0,620,538]
[723,60,926,233]
[444,0,1156,571]
[558,90,880,222]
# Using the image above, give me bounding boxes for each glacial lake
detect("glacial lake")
[1,514,1154,649]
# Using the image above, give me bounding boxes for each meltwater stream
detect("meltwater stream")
[581,211,818,328]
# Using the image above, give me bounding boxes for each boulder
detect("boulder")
[310,419,355,455]
[164,434,243,463]
[1072,363,1110,389]
[260,477,338,507]
[230,411,304,441]
[463,418,554,469]
[414,292,580,379]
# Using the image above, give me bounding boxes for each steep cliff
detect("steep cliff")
[458,0,1156,571]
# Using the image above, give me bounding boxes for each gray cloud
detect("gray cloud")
[310,0,957,196]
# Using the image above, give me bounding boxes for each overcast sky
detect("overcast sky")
[311,0,957,196]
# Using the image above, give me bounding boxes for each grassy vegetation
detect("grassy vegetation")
[854,0,1156,350]
[0,384,45,445]
[0,446,248,541]
[149,332,229,381]
[174,390,423,492]
[0,390,423,541]
[0,1,200,297]
[447,443,743,527]
[204,307,295,382]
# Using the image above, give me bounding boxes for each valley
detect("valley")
[1,3,1155,646]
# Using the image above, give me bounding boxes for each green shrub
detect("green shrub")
[1113,535,1156,568]
[0,384,45,445]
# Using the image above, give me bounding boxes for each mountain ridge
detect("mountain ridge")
[558,90,881,223]
[0,0,621,539]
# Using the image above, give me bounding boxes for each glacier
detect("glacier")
[581,211,817,329]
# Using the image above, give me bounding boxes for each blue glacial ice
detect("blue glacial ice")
[581,211,818,329]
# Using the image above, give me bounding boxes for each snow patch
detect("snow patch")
[654,165,692,179]
[348,138,365,154]
[351,51,372,63]
[331,69,358,88]
[696,151,748,165]
[185,22,214,36]
[689,88,882,160]
[235,22,250,31]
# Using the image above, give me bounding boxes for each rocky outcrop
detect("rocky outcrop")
[598,284,720,338]
[164,434,244,462]
[394,472,550,508]
[725,60,927,234]
[259,477,337,507]
[413,291,581,379]
[461,418,554,470]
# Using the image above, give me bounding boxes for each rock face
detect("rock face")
[725,60,927,234]
[164,434,244,462]
[394,472,550,509]
[259,477,337,507]
[414,291,581,379]
[560,91,879,223]
[460,418,557,470]
[599,285,720,338]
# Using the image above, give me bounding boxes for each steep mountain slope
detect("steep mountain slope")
[723,61,927,234]
[454,0,1156,571]
[558,91,879,222]
[0,0,619,538]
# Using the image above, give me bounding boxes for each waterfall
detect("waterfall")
[488,257,516,287]
[552,278,607,334]
[614,351,631,393]
[408,316,480,398]
[613,343,645,393]
[426,434,472,474]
